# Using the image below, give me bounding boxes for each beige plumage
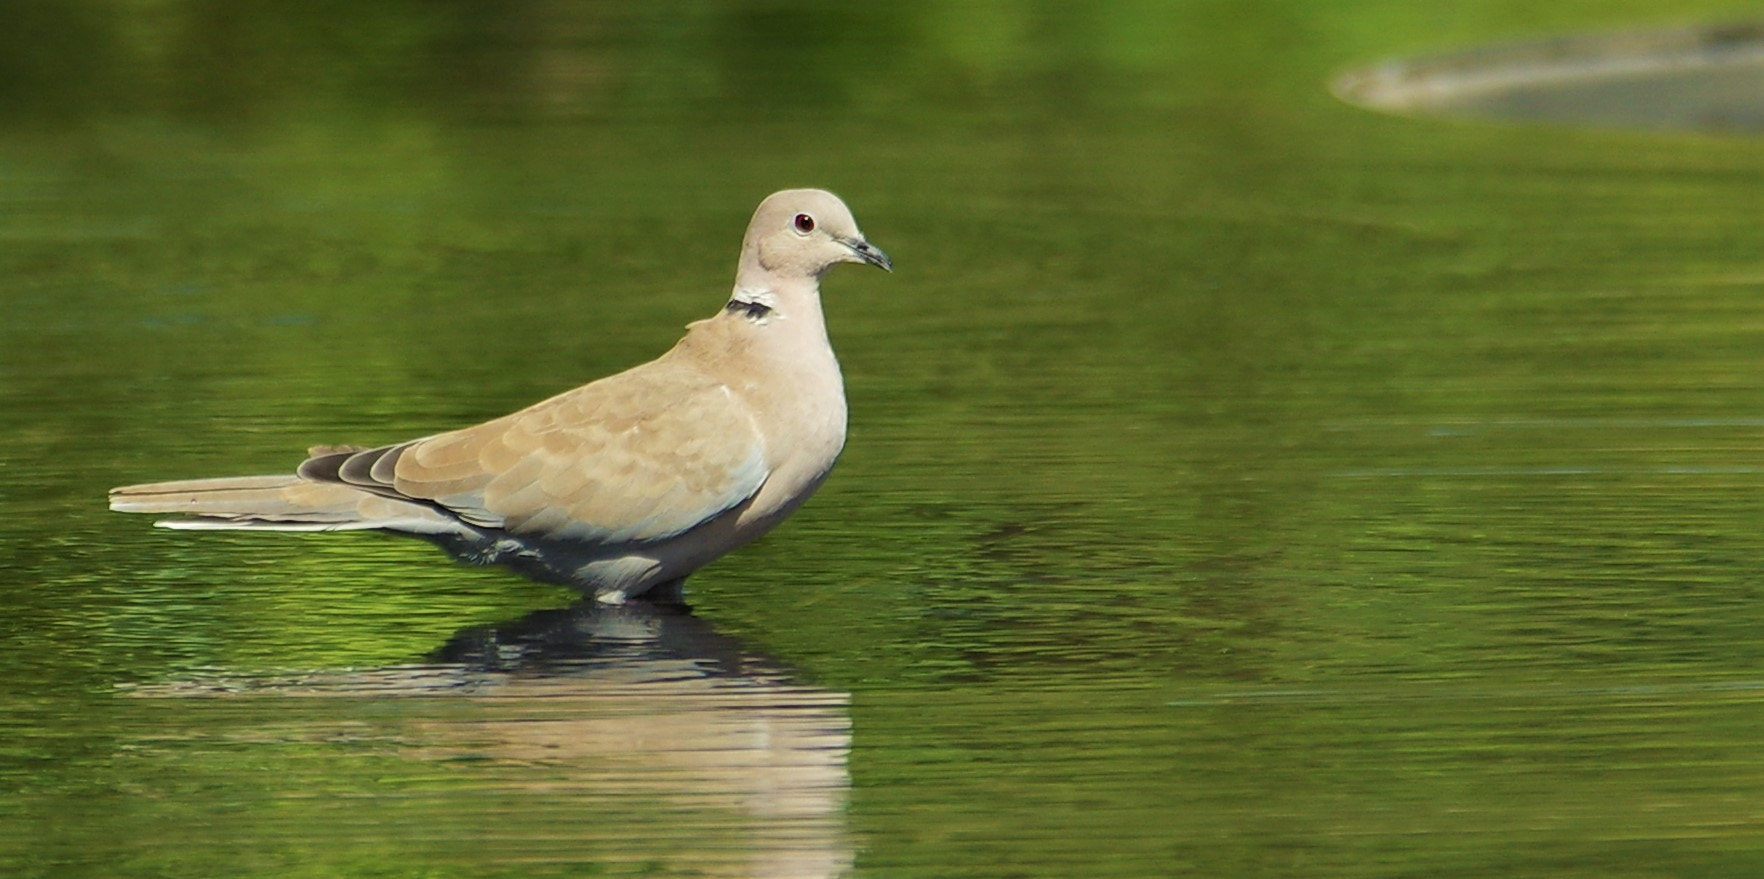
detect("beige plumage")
[110,189,890,603]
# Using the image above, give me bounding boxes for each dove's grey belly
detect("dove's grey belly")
[432,419,843,604]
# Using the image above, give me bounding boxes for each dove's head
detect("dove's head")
[742,189,892,282]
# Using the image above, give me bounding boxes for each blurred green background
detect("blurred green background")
[5,1,1764,877]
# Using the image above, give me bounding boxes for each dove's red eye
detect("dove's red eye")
[793,213,815,233]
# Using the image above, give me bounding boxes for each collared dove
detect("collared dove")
[110,188,891,603]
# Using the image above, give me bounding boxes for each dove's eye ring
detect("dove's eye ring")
[793,213,815,233]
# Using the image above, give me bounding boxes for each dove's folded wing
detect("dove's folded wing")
[299,362,771,546]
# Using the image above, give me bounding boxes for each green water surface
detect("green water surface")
[5,2,1764,877]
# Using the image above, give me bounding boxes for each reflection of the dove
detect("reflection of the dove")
[140,601,854,879]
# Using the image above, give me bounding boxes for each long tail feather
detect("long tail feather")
[108,475,464,535]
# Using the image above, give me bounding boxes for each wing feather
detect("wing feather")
[293,360,770,545]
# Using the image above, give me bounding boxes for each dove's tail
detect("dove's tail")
[108,475,452,533]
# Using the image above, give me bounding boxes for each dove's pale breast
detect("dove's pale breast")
[671,299,848,544]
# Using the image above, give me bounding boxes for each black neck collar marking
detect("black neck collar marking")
[724,298,773,321]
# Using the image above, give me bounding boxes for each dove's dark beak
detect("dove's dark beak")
[844,238,893,272]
